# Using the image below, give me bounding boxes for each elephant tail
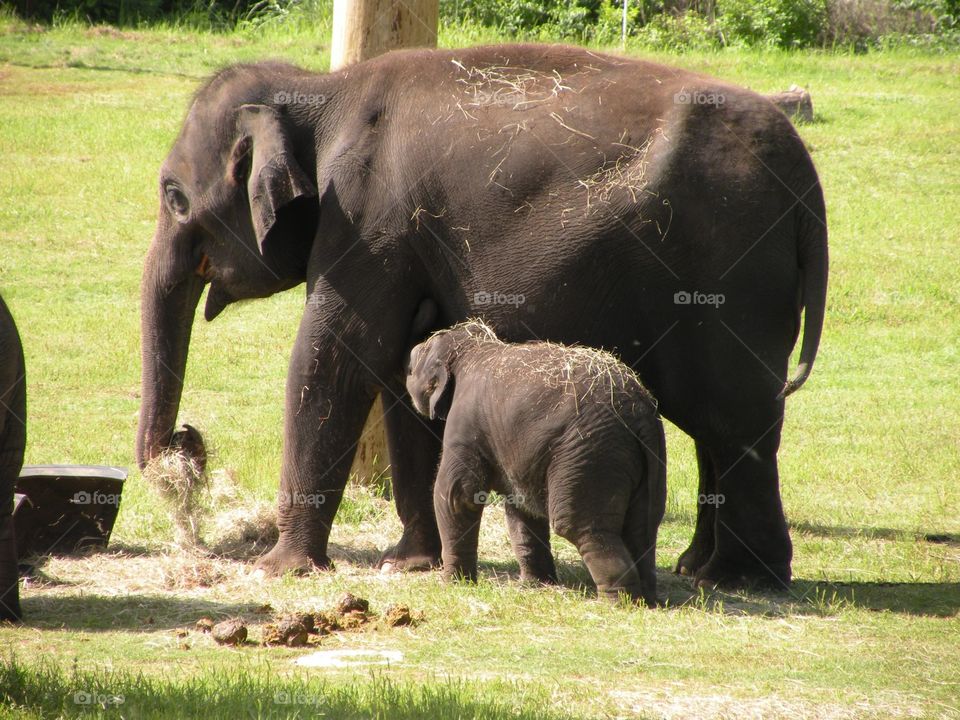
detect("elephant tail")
[779,174,829,400]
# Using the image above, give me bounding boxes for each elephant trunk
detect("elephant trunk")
[135,228,205,470]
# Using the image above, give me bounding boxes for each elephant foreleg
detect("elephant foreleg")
[0,510,19,623]
[0,343,25,622]
[433,450,484,582]
[256,314,377,576]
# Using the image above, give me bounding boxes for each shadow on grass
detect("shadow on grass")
[19,594,267,632]
[475,554,960,617]
[657,571,960,618]
[0,656,586,720]
[792,520,960,546]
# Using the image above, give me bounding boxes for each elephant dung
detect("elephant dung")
[338,610,371,630]
[335,592,369,615]
[383,604,416,627]
[211,618,247,646]
[311,610,342,635]
[262,616,310,647]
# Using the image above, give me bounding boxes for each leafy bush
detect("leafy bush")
[9,0,960,48]
[441,0,555,35]
[822,0,945,49]
[12,0,269,24]
[634,11,721,50]
[716,0,828,47]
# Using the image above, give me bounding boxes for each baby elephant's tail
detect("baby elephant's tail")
[631,413,668,608]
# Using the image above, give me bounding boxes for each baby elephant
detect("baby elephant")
[406,321,667,607]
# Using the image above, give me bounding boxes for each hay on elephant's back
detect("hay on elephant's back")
[444,318,652,406]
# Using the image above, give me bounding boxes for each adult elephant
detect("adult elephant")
[1,295,25,622]
[136,43,827,588]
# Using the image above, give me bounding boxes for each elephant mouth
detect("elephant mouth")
[204,281,232,321]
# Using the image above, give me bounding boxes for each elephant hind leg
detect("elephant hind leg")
[504,503,557,584]
[694,436,792,590]
[621,492,661,609]
[547,463,645,604]
[563,528,646,605]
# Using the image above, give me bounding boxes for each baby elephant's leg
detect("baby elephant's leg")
[504,503,557,584]
[433,449,485,582]
[622,494,660,608]
[570,531,647,605]
[548,461,647,605]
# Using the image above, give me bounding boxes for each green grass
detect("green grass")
[1,10,959,720]
[0,657,574,720]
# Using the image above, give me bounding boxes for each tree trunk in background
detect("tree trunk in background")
[332,0,439,485]
[330,0,439,71]
[350,394,389,489]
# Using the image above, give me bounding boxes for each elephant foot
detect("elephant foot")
[379,550,440,574]
[255,542,331,577]
[519,571,558,586]
[0,599,22,623]
[675,538,714,578]
[378,528,441,574]
[518,561,558,585]
[693,554,791,591]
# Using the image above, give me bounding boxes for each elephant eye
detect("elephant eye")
[163,183,190,222]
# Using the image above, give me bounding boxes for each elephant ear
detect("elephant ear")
[232,104,317,253]
[428,363,453,421]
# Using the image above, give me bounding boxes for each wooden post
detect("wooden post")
[350,394,390,490]
[767,85,814,123]
[332,0,439,486]
[331,0,439,71]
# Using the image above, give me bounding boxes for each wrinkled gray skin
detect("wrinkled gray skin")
[136,43,827,587]
[0,295,25,622]
[407,326,667,607]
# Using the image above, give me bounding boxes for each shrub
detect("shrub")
[12,0,266,24]
[822,0,942,49]
[716,0,829,47]
[634,11,722,50]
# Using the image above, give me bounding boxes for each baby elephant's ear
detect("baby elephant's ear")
[232,104,317,253]
[428,363,452,421]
